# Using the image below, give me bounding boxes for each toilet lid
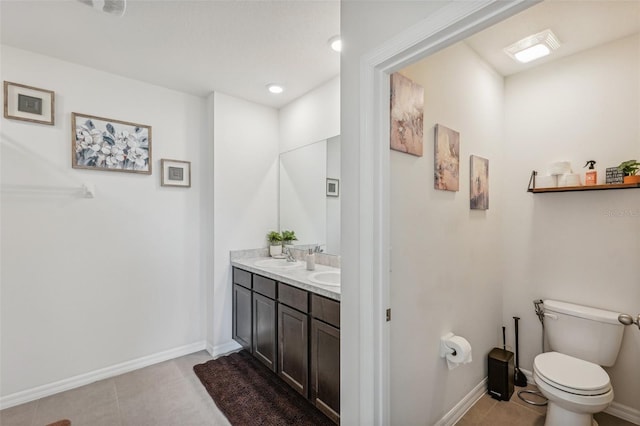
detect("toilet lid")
[534,352,611,396]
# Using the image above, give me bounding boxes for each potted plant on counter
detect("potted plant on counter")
[282,230,298,248]
[267,231,283,257]
[618,160,640,184]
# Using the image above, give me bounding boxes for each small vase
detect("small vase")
[269,244,283,257]
[623,175,640,184]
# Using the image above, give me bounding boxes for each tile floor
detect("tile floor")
[456,383,636,426]
[0,351,230,426]
[2,357,636,426]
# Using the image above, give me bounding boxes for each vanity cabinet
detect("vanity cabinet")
[278,283,310,397]
[232,269,252,351]
[310,294,341,423]
[231,266,340,424]
[252,275,277,371]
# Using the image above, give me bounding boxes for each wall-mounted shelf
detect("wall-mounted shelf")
[527,170,640,193]
[528,182,640,193]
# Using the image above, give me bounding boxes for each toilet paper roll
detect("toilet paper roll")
[444,335,473,370]
[535,175,557,188]
[556,173,581,187]
[548,161,572,176]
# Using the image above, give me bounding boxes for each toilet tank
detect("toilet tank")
[544,299,624,367]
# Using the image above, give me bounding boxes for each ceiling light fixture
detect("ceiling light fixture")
[504,29,560,64]
[328,35,342,53]
[266,84,284,94]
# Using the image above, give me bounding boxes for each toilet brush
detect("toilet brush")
[513,316,527,387]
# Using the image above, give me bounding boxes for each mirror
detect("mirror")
[279,135,340,255]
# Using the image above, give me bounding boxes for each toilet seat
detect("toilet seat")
[534,352,611,396]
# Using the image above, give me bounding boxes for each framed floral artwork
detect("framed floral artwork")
[4,81,55,125]
[72,113,152,174]
[161,159,191,188]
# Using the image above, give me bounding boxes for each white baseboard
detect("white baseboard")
[435,378,488,426]
[206,339,242,358]
[0,340,206,410]
[520,368,640,425]
[605,402,640,425]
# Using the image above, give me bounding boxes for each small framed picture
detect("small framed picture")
[4,81,55,125]
[161,159,191,188]
[326,178,339,197]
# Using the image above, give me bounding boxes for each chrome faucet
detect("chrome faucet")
[284,247,297,262]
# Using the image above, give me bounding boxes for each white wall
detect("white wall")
[389,42,505,424]
[503,34,640,411]
[209,92,279,349]
[340,2,452,424]
[279,75,340,153]
[1,46,208,397]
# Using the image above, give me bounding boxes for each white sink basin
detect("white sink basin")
[253,258,303,269]
[307,270,341,286]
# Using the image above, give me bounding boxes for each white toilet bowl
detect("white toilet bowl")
[533,352,613,426]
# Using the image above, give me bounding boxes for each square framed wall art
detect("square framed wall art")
[161,159,191,188]
[72,112,152,174]
[4,81,55,125]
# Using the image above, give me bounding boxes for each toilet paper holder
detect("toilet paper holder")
[440,332,458,357]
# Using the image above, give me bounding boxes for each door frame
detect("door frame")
[355,1,539,423]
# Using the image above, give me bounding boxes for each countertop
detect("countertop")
[231,256,340,301]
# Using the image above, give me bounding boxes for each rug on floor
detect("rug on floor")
[193,350,334,426]
[45,420,71,426]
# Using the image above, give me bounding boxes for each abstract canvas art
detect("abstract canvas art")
[470,155,489,210]
[434,124,460,191]
[390,73,424,156]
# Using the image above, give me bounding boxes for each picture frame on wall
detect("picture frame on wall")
[434,124,460,192]
[72,112,152,174]
[161,159,191,188]
[4,81,55,125]
[327,178,339,197]
[470,155,489,210]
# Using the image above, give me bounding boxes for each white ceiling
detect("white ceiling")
[2,1,638,109]
[465,0,640,76]
[0,0,340,109]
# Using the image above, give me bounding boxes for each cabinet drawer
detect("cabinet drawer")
[233,267,252,289]
[253,275,276,299]
[311,294,340,328]
[278,283,308,313]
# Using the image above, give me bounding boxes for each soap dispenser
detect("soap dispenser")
[306,248,315,271]
[584,160,597,185]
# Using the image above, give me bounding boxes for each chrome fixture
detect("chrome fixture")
[284,247,296,263]
[618,313,640,330]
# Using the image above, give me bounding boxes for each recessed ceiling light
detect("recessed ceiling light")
[266,84,284,94]
[328,35,342,53]
[504,29,560,64]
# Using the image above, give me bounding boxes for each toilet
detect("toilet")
[533,300,625,426]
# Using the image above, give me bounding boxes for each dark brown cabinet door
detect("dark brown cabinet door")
[252,293,277,371]
[232,283,252,350]
[278,304,309,397]
[311,319,340,423]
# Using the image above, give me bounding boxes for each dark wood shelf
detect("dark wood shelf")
[528,182,640,193]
